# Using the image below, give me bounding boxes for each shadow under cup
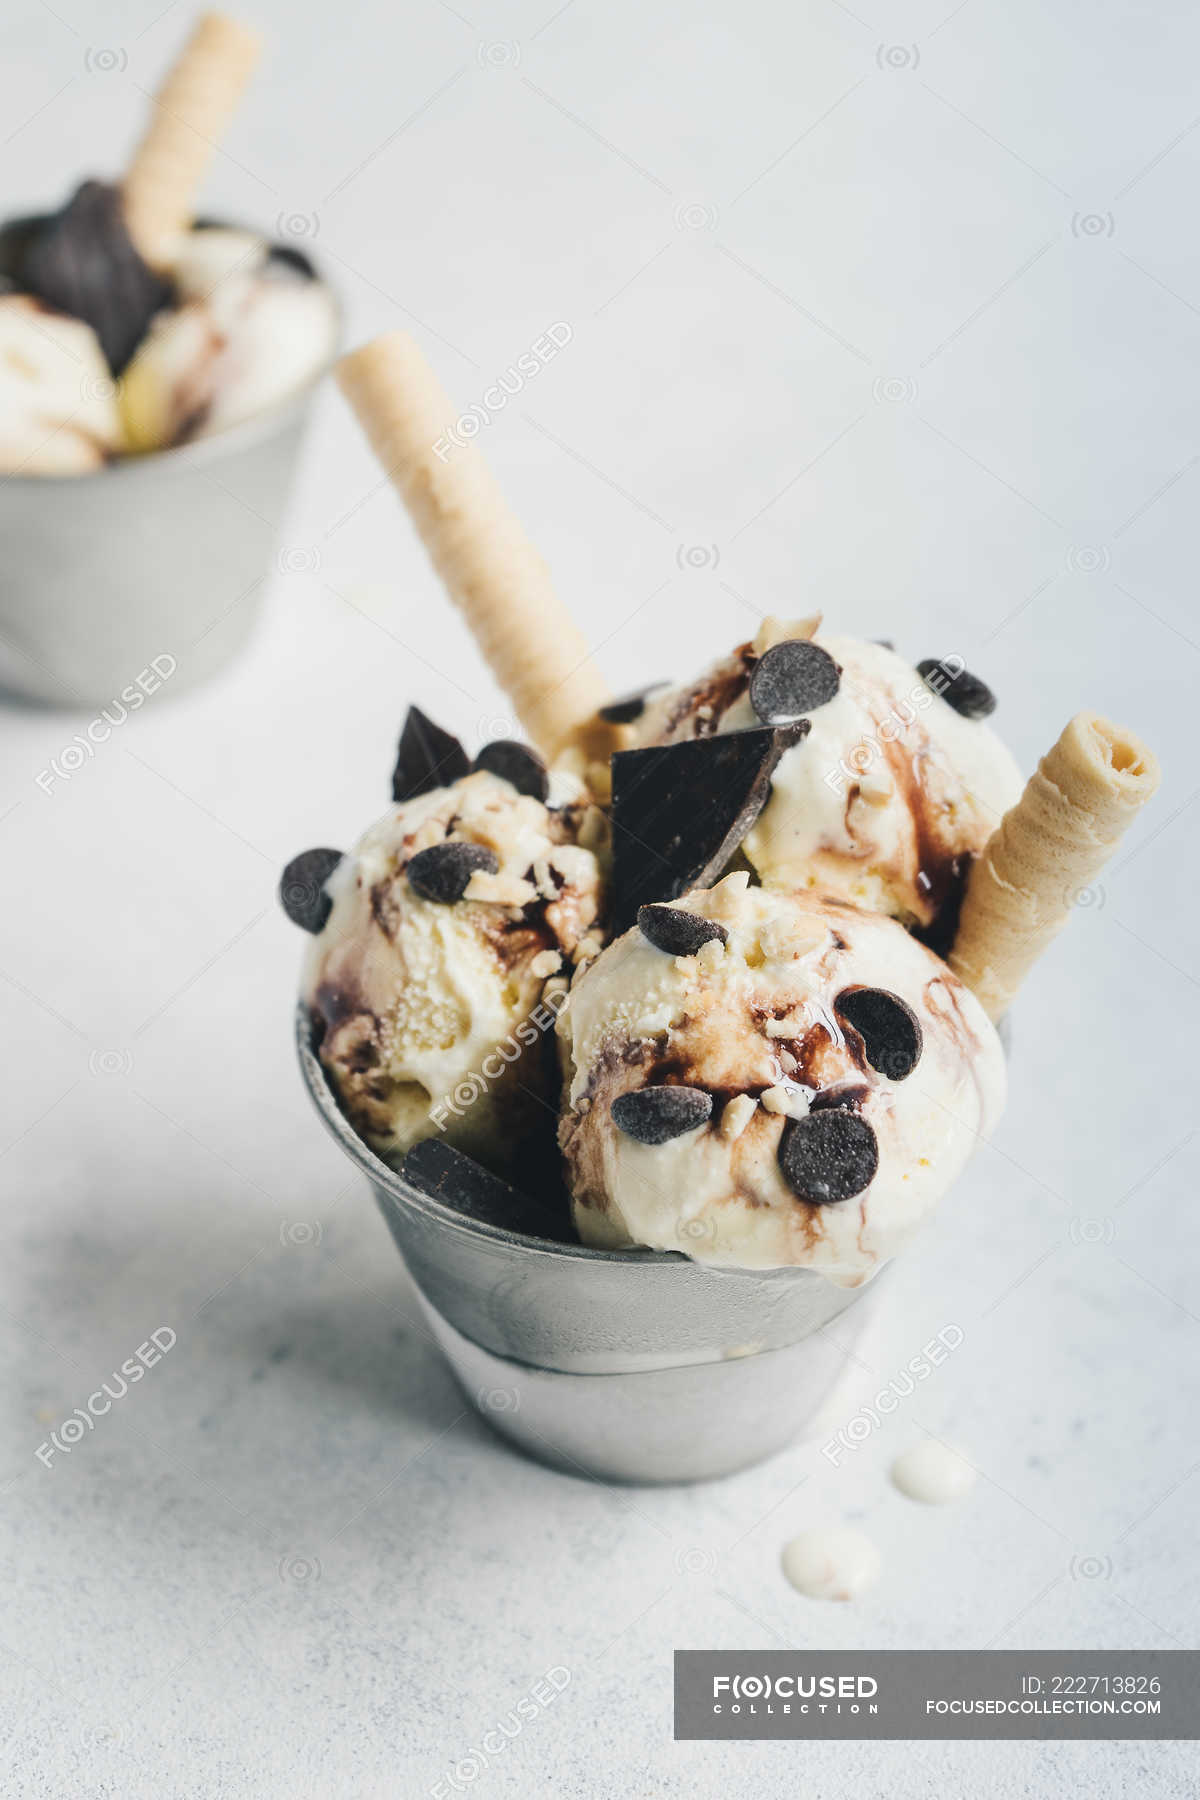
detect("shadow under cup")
[296,1007,883,1485]
[0,216,339,707]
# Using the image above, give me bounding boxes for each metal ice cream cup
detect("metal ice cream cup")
[297,1006,881,1484]
[0,215,340,707]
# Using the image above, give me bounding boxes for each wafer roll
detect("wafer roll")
[338,331,614,760]
[949,712,1160,1017]
[123,12,263,269]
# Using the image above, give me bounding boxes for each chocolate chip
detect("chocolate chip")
[637,905,728,957]
[609,723,808,933]
[407,841,499,904]
[598,683,669,724]
[473,739,549,801]
[749,640,841,724]
[916,659,996,720]
[403,1138,572,1241]
[835,987,923,1080]
[777,1110,878,1203]
[19,182,172,375]
[611,1085,713,1144]
[392,706,470,803]
[279,848,343,933]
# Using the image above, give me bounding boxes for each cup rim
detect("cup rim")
[294,1001,818,1279]
[0,213,343,485]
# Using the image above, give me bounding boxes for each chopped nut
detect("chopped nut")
[530,949,562,979]
[759,917,827,961]
[572,933,604,966]
[765,1011,807,1038]
[721,1094,758,1142]
[760,1084,811,1119]
[752,613,822,655]
[696,937,725,973]
[857,772,894,806]
[463,871,537,906]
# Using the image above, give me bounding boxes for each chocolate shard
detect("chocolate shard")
[835,986,923,1081]
[473,738,548,802]
[598,683,669,725]
[916,658,996,720]
[279,848,343,933]
[609,724,808,933]
[777,1110,879,1204]
[407,841,498,904]
[402,1137,572,1241]
[611,1085,713,1145]
[20,181,172,375]
[391,706,470,803]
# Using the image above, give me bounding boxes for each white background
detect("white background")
[2,1,1198,1794]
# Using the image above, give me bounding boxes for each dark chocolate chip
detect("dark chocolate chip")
[268,243,316,278]
[279,848,343,933]
[810,1082,871,1112]
[473,739,549,801]
[19,182,173,375]
[392,706,470,803]
[609,723,808,933]
[611,1085,713,1145]
[749,640,841,724]
[637,904,728,957]
[916,658,996,720]
[835,986,923,1080]
[402,1138,571,1241]
[598,683,669,724]
[407,841,499,904]
[777,1110,879,1204]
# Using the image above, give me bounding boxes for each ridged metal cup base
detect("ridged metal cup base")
[299,1007,881,1484]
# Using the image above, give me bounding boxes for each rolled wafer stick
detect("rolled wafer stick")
[123,12,263,269]
[337,331,615,761]
[949,711,1160,1018]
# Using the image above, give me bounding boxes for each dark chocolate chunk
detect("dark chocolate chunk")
[749,640,841,724]
[19,182,172,375]
[777,1110,879,1204]
[609,723,808,933]
[835,986,923,1080]
[473,739,549,801]
[403,1138,571,1241]
[392,706,471,803]
[810,1082,871,1111]
[916,658,996,720]
[407,841,499,904]
[598,683,669,724]
[611,1085,713,1144]
[637,904,728,957]
[279,847,343,933]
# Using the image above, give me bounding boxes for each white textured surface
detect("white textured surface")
[1,1,1197,1795]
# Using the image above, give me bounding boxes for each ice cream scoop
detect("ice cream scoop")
[288,738,605,1173]
[558,873,1005,1282]
[630,621,1023,945]
[0,295,123,473]
[119,229,337,450]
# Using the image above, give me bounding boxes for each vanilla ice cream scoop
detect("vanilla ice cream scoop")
[632,623,1022,944]
[289,753,604,1172]
[0,295,123,473]
[120,227,337,450]
[558,874,1005,1282]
